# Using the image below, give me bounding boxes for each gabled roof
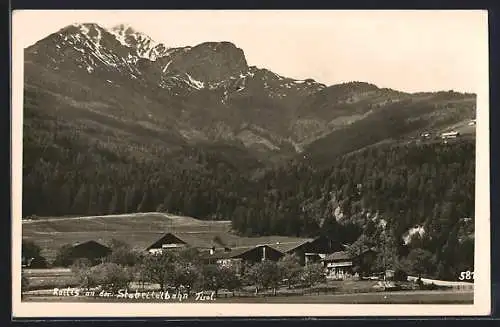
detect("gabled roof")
[145,233,188,250]
[271,239,314,253]
[67,240,112,258]
[72,240,110,250]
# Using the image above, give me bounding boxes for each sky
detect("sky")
[13,10,488,93]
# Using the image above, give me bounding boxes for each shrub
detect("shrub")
[71,257,93,274]
[87,263,133,293]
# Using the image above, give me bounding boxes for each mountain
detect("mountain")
[24,22,476,164]
[23,23,476,280]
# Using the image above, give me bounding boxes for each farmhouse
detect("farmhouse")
[441,131,459,139]
[67,240,112,264]
[145,233,188,254]
[323,251,354,279]
[323,248,378,280]
[201,244,284,274]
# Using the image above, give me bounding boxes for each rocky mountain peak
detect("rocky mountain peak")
[109,23,168,61]
[165,41,249,83]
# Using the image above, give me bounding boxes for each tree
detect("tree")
[221,265,241,296]
[301,263,325,287]
[173,262,202,294]
[244,261,282,295]
[106,247,141,267]
[140,251,177,291]
[22,240,48,268]
[22,240,42,259]
[201,264,226,297]
[277,254,303,288]
[52,244,75,267]
[400,248,436,277]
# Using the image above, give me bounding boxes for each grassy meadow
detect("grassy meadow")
[22,212,309,262]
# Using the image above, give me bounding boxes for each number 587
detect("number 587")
[459,271,474,280]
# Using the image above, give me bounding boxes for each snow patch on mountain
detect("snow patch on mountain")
[110,23,168,61]
[163,60,172,73]
[185,73,205,90]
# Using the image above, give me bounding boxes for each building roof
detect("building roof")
[201,244,284,260]
[67,240,112,258]
[324,251,352,261]
[145,233,188,250]
[201,246,254,260]
[271,239,314,253]
[72,240,110,249]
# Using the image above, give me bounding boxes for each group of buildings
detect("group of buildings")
[27,233,379,280]
[419,119,476,142]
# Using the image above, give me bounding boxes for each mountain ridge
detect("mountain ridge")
[24,22,476,163]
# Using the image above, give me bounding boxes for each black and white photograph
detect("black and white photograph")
[12,10,490,317]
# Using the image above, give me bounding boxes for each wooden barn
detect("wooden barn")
[67,240,112,265]
[145,233,188,254]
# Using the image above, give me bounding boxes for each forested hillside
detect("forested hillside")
[23,109,475,280]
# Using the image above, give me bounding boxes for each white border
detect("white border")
[11,10,491,317]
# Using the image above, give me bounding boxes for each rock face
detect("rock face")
[165,42,249,83]
[24,22,476,160]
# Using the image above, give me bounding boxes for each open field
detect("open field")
[22,289,473,304]
[22,212,309,262]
